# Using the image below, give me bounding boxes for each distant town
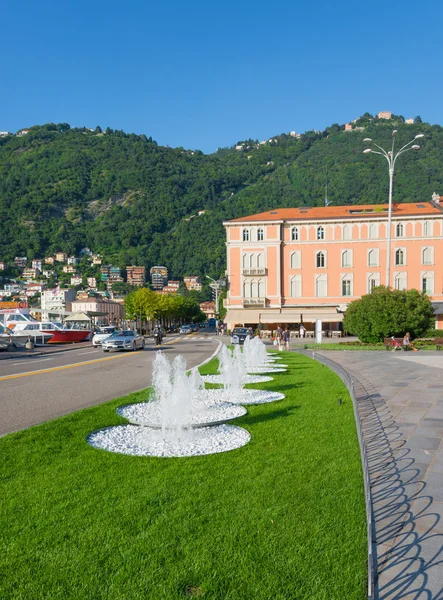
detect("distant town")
[0,249,215,324]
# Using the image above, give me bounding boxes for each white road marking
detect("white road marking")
[77,350,99,356]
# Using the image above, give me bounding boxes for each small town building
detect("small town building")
[14,257,27,268]
[184,275,202,291]
[70,275,83,286]
[200,301,215,319]
[45,256,55,265]
[41,288,76,320]
[126,266,146,286]
[22,268,41,280]
[63,265,76,273]
[87,277,97,288]
[150,266,168,289]
[71,298,123,325]
[55,252,68,263]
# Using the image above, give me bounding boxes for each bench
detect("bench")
[384,337,405,351]
[435,338,443,350]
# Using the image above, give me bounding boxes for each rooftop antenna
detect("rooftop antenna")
[325,168,332,206]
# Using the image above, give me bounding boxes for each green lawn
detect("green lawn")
[0,352,367,600]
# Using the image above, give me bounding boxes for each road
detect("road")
[0,331,220,436]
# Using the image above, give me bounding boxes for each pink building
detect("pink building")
[71,298,123,325]
[224,195,443,330]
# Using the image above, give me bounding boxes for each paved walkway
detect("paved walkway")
[316,350,443,600]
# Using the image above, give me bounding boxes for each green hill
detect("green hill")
[1,115,442,278]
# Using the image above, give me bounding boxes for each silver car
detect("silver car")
[102,330,145,352]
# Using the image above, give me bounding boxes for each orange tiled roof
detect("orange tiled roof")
[226,202,442,223]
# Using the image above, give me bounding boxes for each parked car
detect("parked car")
[179,325,192,334]
[190,323,199,332]
[231,327,250,345]
[166,325,177,333]
[92,326,117,347]
[102,330,145,352]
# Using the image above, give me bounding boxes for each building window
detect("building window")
[396,223,404,237]
[291,227,299,241]
[368,249,379,267]
[342,279,352,296]
[395,249,404,266]
[316,251,325,268]
[395,273,407,290]
[343,225,351,240]
[257,228,264,241]
[243,229,249,242]
[243,281,250,297]
[341,250,352,268]
[422,247,433,265]
[317,226,325,240]
[423,221,433,237]
[251,280,258,297]
[315,275,327,297]
[369,223,378,239]
[290,275,302,298]
[257,253,264,268]
[369,278,377,292]
[258,280,265,298]
[242,254,248,268]
[422,274,434,294]
[249,254,256,268]
[291,251,301,269]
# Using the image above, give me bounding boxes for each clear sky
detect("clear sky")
[2,0,442,153]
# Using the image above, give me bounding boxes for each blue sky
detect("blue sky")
[2,0,442,153]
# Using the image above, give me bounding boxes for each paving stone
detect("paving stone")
[406,436,441,451]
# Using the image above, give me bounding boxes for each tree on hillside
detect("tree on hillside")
[343,286,434,342]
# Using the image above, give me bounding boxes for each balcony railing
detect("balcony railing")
[243,297,267,307]
[242,268,266,276]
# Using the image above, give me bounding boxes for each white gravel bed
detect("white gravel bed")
[247,367,287,374]
[117,401,246,427]
[202,374,274,385]
[200,388,286,405]
[88,424,251,457]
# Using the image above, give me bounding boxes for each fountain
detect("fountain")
[201,344,286,406]
[88,352,251,457]
[202,344,274,385]
[243,336,288,373]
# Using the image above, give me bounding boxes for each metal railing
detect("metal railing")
[301,350,375,600]
[242,268,267,276]
[242,297,267,307]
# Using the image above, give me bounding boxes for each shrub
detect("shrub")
[343,286,434,343]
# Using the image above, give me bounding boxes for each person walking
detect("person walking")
[276,326,283,350]
[283,327,290,351]
[299,323,305,339]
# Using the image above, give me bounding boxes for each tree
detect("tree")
[343,286,434,343]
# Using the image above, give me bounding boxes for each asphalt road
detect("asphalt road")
[0,332,221,436]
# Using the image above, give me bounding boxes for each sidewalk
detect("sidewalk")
[314,350,443,600]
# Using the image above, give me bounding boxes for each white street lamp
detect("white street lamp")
[363,130,423,287]
[206,275,220,323]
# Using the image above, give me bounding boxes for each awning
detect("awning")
[225,307,344,324]
[64,312,92,322]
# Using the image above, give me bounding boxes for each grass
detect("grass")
[0,352,367,600]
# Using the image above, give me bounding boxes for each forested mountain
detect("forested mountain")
[1,115,442,278]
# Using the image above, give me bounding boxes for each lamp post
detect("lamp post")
[206,276,220,323]
[363,131,424,288]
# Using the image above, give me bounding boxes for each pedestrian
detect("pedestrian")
[283,327,290,351]
[299,324,305,339]
[403,332,419,352]
[276,325,283,350]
